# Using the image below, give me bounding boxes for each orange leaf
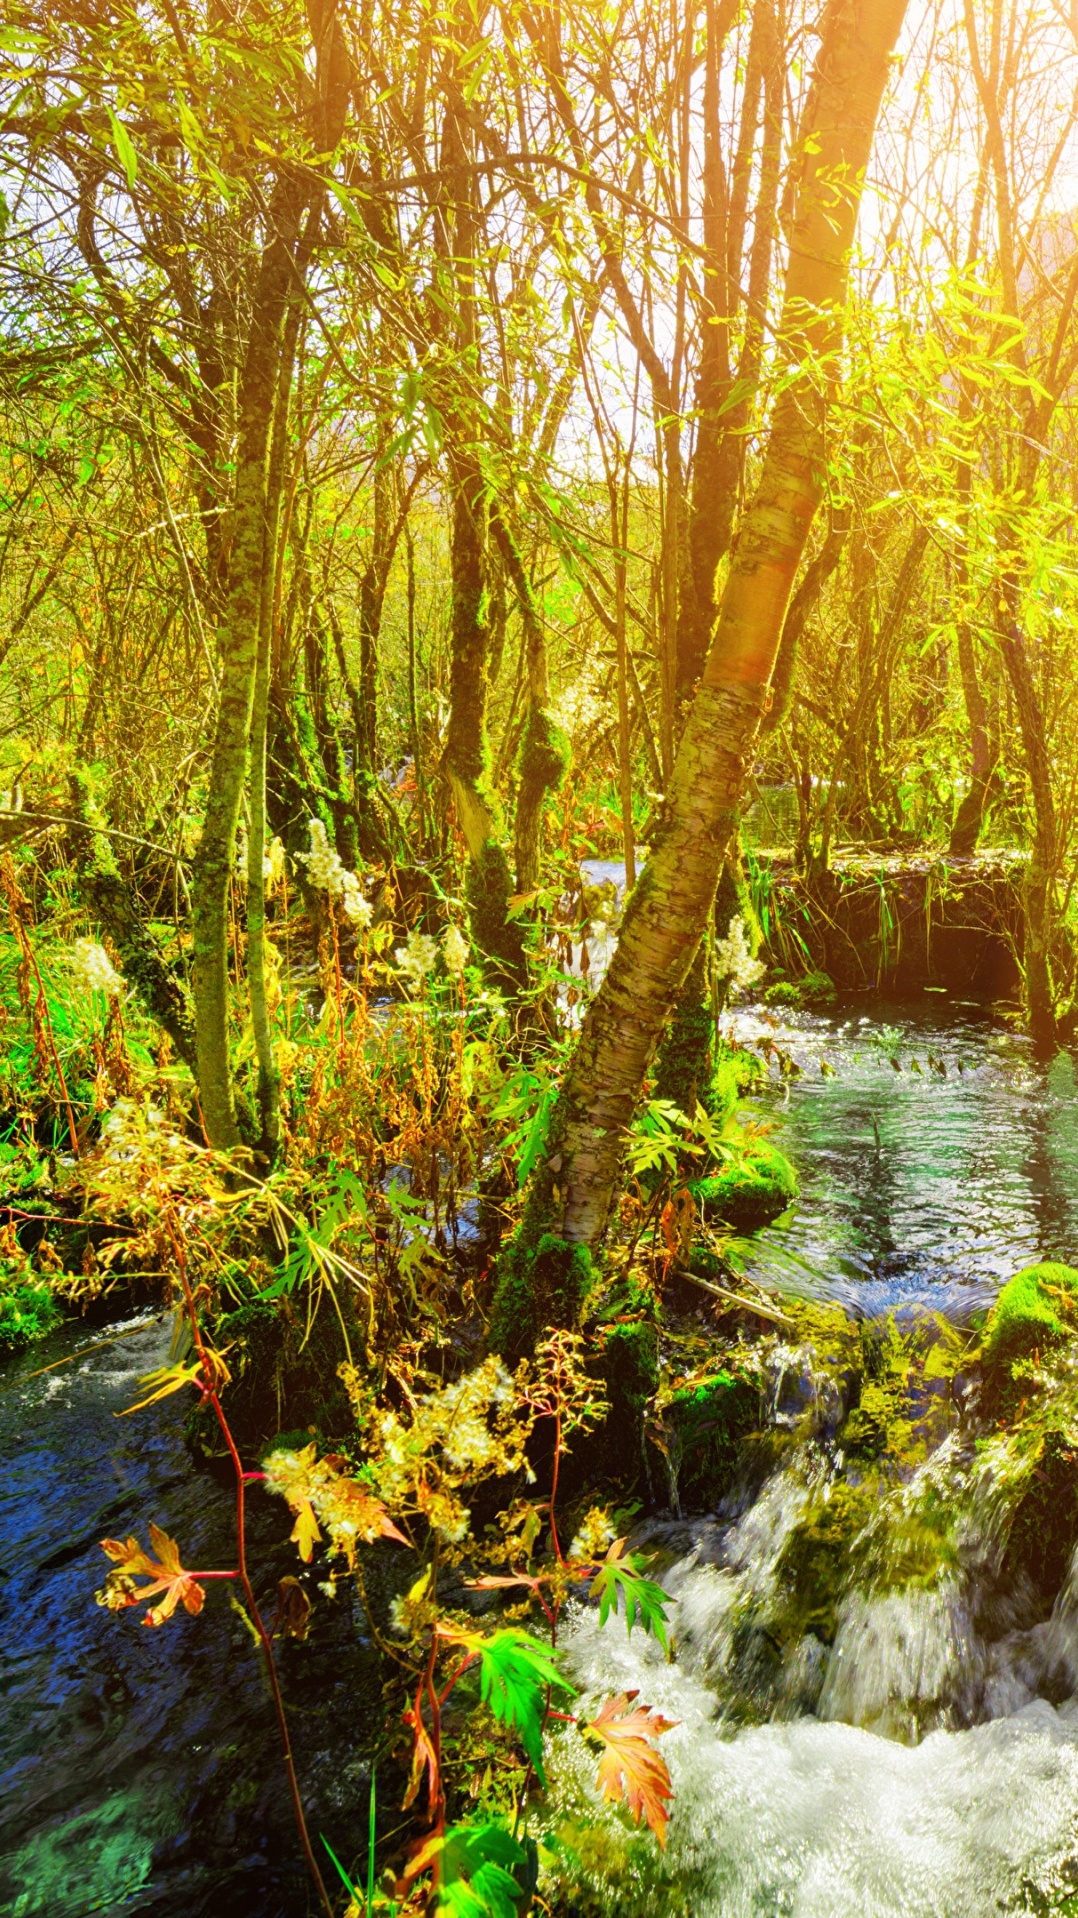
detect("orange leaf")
[98,1524,207,1627]
[402,1703,438,1811]
[587,1690,677,1848]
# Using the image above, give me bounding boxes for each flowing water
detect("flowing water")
[552,997,1078,1915]
[0,1317,381,1917]
[3,999,1078,1914]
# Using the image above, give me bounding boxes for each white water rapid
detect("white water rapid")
[550,1441,1078,1916]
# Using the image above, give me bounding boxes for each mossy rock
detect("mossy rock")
[763,970,836,1010]
[709,1041,765,1124]
[771,1480,877,1642]
[691,1138,798,1230]
[660,1368,760,1510]
[1001,1425,1078,1602]
[981,1263,1078,1378]
[763,980,801,1008]
[0,1276,62,1350]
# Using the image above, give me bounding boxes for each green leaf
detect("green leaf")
[590,1555,672,1653]
[105,107,138,189]
[473,1629,574,1780]
[435,1824,530,1918]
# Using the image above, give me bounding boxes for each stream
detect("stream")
[3,997,1078,1914]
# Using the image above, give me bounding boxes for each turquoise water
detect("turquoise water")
[731,997,1078,1319]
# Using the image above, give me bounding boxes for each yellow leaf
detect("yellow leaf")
[290,1497,322,1562]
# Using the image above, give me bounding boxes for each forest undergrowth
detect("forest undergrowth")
[0,810,804,1916]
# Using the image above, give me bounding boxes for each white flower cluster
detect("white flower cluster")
[552,670,604,738]
[714,914,765,992]
[395,926,438,986]
[373,1356,522,1542]
[72,937,123,997]
[297,818,372,927]
[442,923,470,974]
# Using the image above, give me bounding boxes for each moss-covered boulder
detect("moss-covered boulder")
[691,1138,798,1231]
[981,1263,1078,1377]
[763,969,836,1011]
[658,1367,761,1510]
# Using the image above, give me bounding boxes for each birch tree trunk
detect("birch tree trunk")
[522,0,910,1254]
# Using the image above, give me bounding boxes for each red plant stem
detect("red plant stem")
[423,1630,446,1889]
[548,1404,565,1566]
[169,1225,335,1918]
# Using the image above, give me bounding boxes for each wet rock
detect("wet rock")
[981,1262,1078,1379]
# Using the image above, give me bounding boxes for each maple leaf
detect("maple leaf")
[98,1524,207,1627]
[590,1540,672,1651]
[263,1444,408,1567]
[473,1628,574,1782]
[586,1690,678,1848]
[274,1576,312,1641]
[405,1822,534,1918]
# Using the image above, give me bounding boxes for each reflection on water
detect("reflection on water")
[0,1317,380,1917]
[730,999,1078,1318]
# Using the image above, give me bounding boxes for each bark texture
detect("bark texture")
[521,0,910,1255]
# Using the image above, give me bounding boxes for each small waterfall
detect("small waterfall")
[548,1370,1078,1914]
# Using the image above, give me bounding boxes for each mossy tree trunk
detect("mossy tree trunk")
[491,509,570,898]
[66,770,197,1071]
[245,219,317,1162]
[191,170,311,1150]
[190,0,351,1151]
[437,54,527,989]
[510,0,911,1256]
[656,0,784,1104]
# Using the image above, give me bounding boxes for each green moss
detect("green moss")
[488,1231,595,1360]
[466,838,527,988]
[691,1138,798,1230]
[771,1480,877,1641]
[981,1262,1078,1376]
[763,980,802,1008]
[1002,1425,1078,1601]
[653,978,715,1117]
[516,707,571,802]
[659,1367,761,1510]
[0,1274,61,1350]
[763,970,836,1010]
[709,1040,764,1123]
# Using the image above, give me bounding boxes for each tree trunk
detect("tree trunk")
[997,574,1057,1046]
[190,173,309,1151]
[509,0,911,1262]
